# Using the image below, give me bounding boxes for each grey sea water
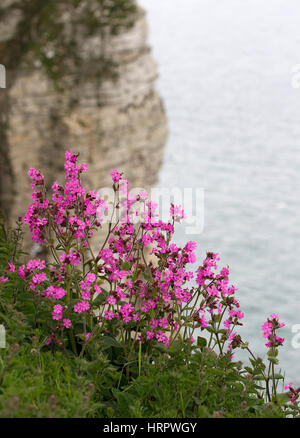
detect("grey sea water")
[140,0,300,384]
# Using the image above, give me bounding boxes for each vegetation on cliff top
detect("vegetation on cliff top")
[0,150,299,418]
[0,0,137,88]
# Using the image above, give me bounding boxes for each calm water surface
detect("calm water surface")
[140,0,300,383]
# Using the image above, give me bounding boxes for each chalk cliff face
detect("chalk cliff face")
[0,3,167,245]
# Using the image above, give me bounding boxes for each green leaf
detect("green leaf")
[254,374,266,381]
[100,336,123,350]
[92,290,108,306]
[273,373,284,380]
[205,326,214,333]
[197,336,207,349]
[276,392,290,404]
[217,329,227,335]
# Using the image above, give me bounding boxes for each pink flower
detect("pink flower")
[60,250,81,266]
[44,286,66,300]
[62,318,72,329]
[104,310,117,320]
[82,332,91,341]
[8,263,16,273]
[170,204,185,221]
[52,304,63,320]
[194,309,208,328]
[28,168,44,189]
[85,273,96,284]
[184,241,197,252]
[74,301,90,314]
[18,265,26,279]
[284,382,293,391]
[107,295,116,305]
[27,259,46,271]
[111,169,122,184]
[32,272,47,285]
[146,330,155,340]
[262,315,285,348]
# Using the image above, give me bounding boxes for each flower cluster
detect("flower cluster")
[0,149,287,391]
[194,252,244,353]
[262,314,285,348]
[284,382,300,405]
[23,150,107,245]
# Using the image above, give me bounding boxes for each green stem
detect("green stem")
[138,341,142,377]
[66,266,77,355]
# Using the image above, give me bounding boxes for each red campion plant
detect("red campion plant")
[1,150,295,408]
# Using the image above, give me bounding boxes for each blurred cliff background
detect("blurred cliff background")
[0,0,167,234]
